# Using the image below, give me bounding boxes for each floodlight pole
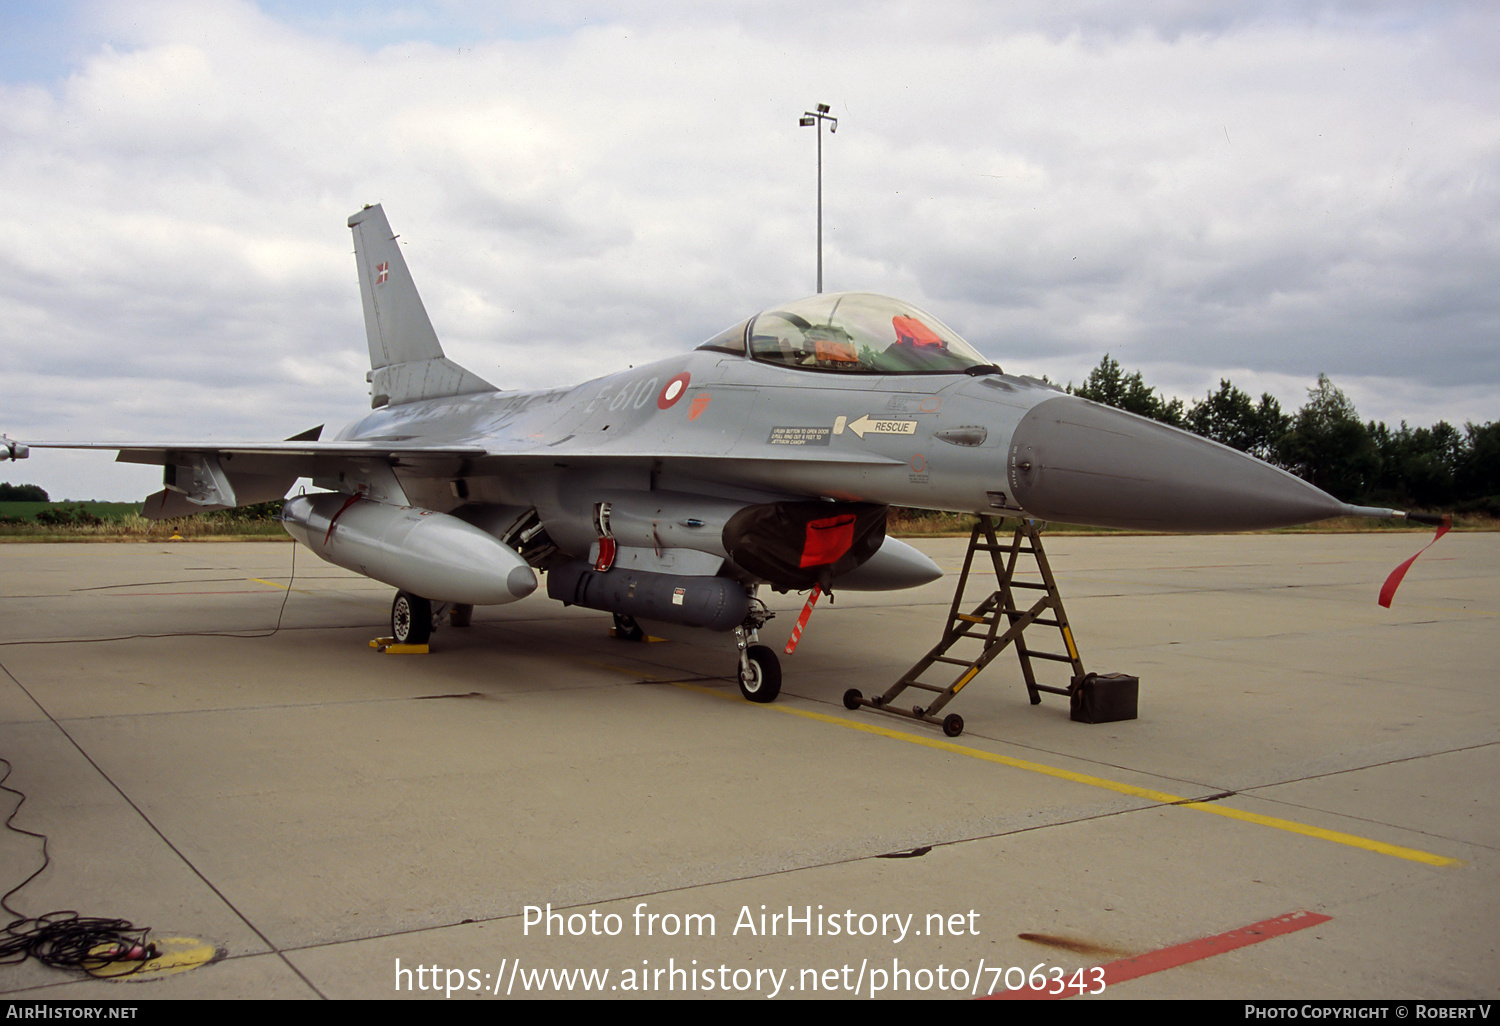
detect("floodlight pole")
[800,103,838,293]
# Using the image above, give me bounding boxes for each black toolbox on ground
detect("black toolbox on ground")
[1069,673,1139,723]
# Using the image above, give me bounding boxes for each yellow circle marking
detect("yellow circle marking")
[87,936,220,980]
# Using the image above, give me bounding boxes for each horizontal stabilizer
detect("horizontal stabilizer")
[369,358,493,411]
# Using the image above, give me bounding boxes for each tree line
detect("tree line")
[1070,355,1499,514]
[0,482,49,502]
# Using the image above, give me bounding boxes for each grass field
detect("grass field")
[0,500,287,541]
[0,500,141,521]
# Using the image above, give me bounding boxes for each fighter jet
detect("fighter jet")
[2,204,1432,703]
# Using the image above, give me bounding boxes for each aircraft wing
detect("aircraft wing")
[13,433,492,519]
[24,438,489,466]
[21,437,901,469]
[13,431,903,520]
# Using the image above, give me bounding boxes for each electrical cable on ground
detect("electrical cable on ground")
[0,757,156,974]
[0,541,298,975]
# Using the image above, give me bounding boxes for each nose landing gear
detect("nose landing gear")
[734,589,780,702]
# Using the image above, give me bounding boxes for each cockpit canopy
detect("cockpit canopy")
[697,293,996,375]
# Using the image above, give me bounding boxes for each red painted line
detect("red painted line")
[987,909,1332,1000]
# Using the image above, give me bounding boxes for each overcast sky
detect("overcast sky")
[2,0,1496,500]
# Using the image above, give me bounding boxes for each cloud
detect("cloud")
[1,0,1496,499]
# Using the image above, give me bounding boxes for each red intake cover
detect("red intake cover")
[722,501,888,590]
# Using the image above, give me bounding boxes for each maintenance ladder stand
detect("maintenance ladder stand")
[844,516,1085,737]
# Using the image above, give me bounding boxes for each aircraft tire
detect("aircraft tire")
[613,613,645,641]
[738,645,781,703]
[392,591,433,645]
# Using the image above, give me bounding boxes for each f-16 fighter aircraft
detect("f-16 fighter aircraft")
[3,205,1431,703]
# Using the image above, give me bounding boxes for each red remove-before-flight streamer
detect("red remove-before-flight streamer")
[1378,514,1451,608]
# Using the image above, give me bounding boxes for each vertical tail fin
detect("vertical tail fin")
[348,204,494,408]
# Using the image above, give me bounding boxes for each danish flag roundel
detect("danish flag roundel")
[658,372,691,410]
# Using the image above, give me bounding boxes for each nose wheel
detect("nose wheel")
[738,644,781,703]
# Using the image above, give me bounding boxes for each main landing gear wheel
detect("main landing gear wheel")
[738,644,781,703]
[942,713,965,738]
[391,591,432,645]
[612,613,644,641]
[843,688,863,711]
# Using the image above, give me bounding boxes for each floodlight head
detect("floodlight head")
[817,103,830,113]
[799,116,816,126]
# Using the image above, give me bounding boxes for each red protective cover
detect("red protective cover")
[800,514,857,567]
[722,501,888,590]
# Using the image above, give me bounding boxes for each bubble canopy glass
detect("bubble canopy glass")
[697,293,995,375]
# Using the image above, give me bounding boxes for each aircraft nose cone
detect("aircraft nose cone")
[1007,396,1346,531]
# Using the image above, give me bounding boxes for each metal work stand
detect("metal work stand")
[844,516,1086,737]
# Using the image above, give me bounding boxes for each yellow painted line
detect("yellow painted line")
[1180,801,1463,867]
[673,681,1181,802]
[671,681,1464,867]
[251,576,321,596]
